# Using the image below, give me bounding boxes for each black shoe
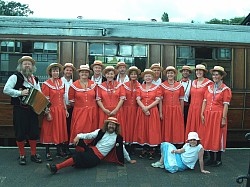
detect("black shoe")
[211,161,222,167]
[31,154,42,163]
[46,163,57,174]
[19,156,26,165]
[148,152,155,160]
[139,151,147,159]
[46,153,53,161]
[204,159,215,166]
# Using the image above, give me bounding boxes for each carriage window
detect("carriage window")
[34,42,44,53]
[195,47,213,59]
[104,44,117,56]
[1,41,15,52]
[119,45,132,56]
[177,46,193,58]
[133,45,147,57]
[90,43,103,55]
[44,43,57,53]
[217,48,231,59]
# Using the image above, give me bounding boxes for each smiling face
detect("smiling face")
[79,70,90,79]
[21,60,33,77]
[196,69,205,78]
[51,67,60,79]
[118,65,127,75]
[212,71,223,83]
[189,139,198,147]
[166,70,175,80]
[151,67,161,79]
[93,65,102,75]
[181,69,190,79]
[143,73,153,83]
[129,71,138,81]
[107,122,117,133]
[105,70,115,81]
[63,67,73,78]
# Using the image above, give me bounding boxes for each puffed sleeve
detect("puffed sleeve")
[203,88,209,102]
[68,84,75,103]
[42,81,50,99]
[155,86,162,100]
[119,84,126,100]
[179,84,185,99]
[136,86,141,100]
[96,85,102,101]
[222,87,232,105]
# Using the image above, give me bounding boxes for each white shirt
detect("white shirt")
[116,74,129,83]
[61,76,72,105]
[181,143,203,169]
[77,129,131,161]
[3,73,41,97]
[180,79,192,103]
[152,78,162,86]
[91,74,103,85]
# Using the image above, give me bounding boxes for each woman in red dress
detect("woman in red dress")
[201,66,232,167]
[159,66,185,146]
[185,64,212,141]
[133,69,162,160]
[40,63,69,161]
[123,66,141,144]
[68,65,98,144]
[96,66,125,134]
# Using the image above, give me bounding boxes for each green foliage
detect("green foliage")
[161,12,169,22]
[205,16,246,25]
[0,0,34,16]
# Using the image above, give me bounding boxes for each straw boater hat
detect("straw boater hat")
[63,63,76,71]
[194,64,208,73]
[18,56,35,65]
[150,63,163,71]
[186,132,200,141]
[163,66,178,75]
[180,65,192,73]
[126,66,141,75]
[209,66,227,77]
[104,117,120,126]
[102,66,118,75]
[141,69,155,78]
[77,64,92,73]
[91,60,104,69]
[46,63,63,75]
[116,62,127,69]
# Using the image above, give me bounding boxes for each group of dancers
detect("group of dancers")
[3,56,231,174]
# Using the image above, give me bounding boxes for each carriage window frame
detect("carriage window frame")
[177,46,193,58]
[217,48,231,60]
[33,42,58,54]
[0,41,21,53]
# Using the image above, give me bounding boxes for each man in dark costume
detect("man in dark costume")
[3,56,42,165]
[46,117,136,174]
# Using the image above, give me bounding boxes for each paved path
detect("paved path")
[0,147,249,187]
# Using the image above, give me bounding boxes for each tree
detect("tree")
[205,16,246,25]
[0,0,34,16]
[161,12,169,22]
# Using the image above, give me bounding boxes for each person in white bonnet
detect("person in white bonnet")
[151,132,210,174]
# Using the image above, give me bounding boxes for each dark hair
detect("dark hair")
[212,70,224,77]
[188,139,200,146]
[128,70,139,79]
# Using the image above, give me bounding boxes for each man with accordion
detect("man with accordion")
[3,56,42,165]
